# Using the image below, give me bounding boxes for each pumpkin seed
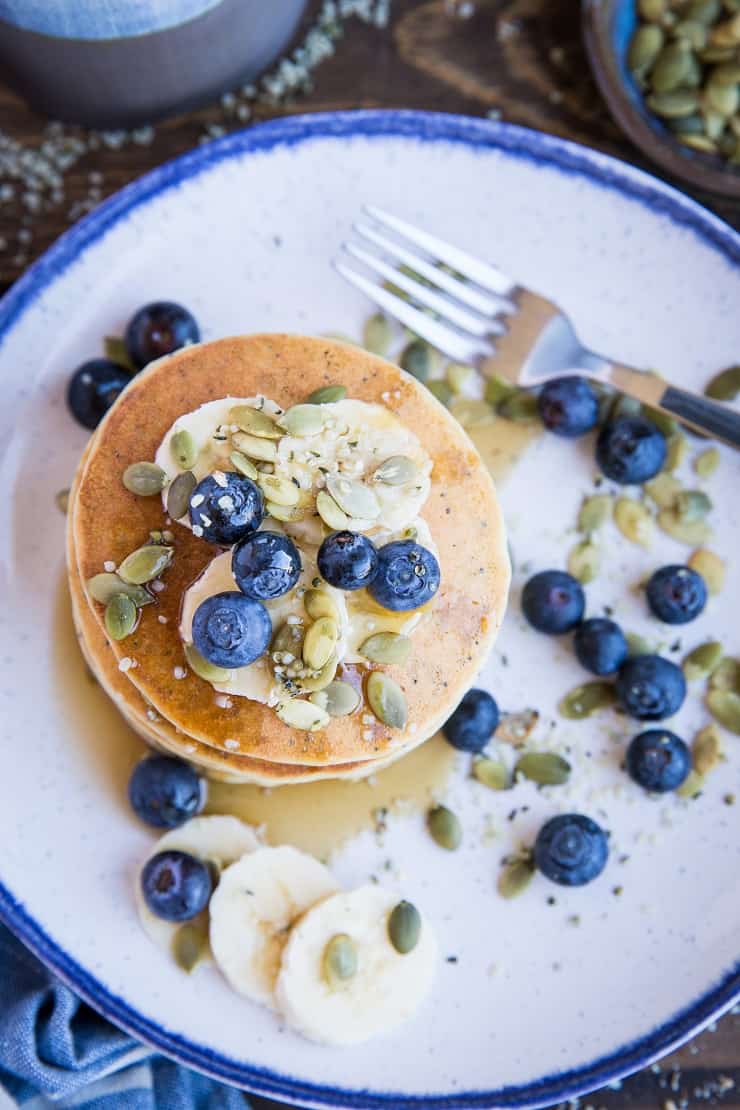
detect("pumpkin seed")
[228,450,259,479]
[426,379,453,406]
[704,107,729,142]
[644,472,682,508]
[400,339,431,382]
[257,473,300,508]
[567,539,600,584]
[387,900,421,954]
[373,455,418,485]
[678,134,719,152]
[446,362,476,394]
[675,489,712,522]
[647,89,699,117]
[693,723,723,774]
[657,508,712,544]
[675,17,709,46]
[166,470,196,519]
[172,918,209,973]
[614,497,654,548]
[118,544,173,585]
[104,334,136,372]
[693,447,720,478]
[266,501,305,523]
[650,41,693,92]
[229,405,281,439]
[639,0,667,20]
[709,656,740,692]
[359,632,412,665]
[709,15,740,44]
[169,429,198,469]
[276,698,330,732]
[449,398,495,428]
[578,494,613,533]
[705,80,740,115]
[710,60,740,83]
[472,756,509,790]
[705,364,740,400]
[303,617,339,671]
[86,573,150,607]
[515,751,571,786]
[326,474,380,520]
[294,654,338,695]
[363,312,393,355]
[367,671,407,729]
[699,43,737,59]
[683,641,723,681]
[316,490,352,531]
[558,681,616,720]
[609,393,643,422]
[310,679,361,717]
[688,548,725,593]
[322,934,357,988]
[305,384,348,404]
[123,461,167,496]
[231,431,278,462]
[641,402,678,439]
[629,23,665,69]
[184,643,232,683]
[497,857,535,899]
[272,620,304,657]
[304,589,340,623]
[497,390,540,423]
[677,769,705,798]
[706,689,740,734]
[495,709,539,746]
[105,594,137,640]
[483,374,516,406]
[427,804,462,851]
[687,0,721,23]
[626,631,652,657]
[56,488,70,514]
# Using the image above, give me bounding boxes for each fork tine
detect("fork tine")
[333,261,490,366]
[365,206,516,298]
[353,222,514,317]
[342,242,505,338]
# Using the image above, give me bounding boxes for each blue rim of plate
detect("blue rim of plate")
[0,110,738,1109]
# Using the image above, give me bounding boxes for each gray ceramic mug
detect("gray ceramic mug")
[0,0,308,128]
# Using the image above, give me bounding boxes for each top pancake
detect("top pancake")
[71,334,509,766]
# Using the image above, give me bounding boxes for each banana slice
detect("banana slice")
[135,815,260,963]
[209,845,339,1009]
[275,885,437,1045]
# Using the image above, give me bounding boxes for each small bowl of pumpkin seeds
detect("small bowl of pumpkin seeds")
[583,0,740,198]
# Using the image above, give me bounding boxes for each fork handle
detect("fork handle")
[608,365,740,449]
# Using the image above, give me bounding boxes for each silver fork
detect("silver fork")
[335,206,740,450]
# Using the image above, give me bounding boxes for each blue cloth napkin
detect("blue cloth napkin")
[0,923,263,1109]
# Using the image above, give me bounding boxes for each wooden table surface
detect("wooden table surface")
[0,1,738,1107]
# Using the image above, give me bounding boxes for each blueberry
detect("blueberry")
[574,617,628,676]
[66,358,132,429]
[232,531,301,601]
[595,417,666,484]
[369,540,441,612]
[128,756,205,828]
[317,531,378,591]
[189,472,264,546]
[625,729,691,793]
[140,850,212,922]
[442,689,499,753]
[124,301,200,370]
[534,813,609,887]
[521,570,585,634]
[192,591,271,668]
[537,376,599,438]
[615,654,686,720]
[645,564,707,625]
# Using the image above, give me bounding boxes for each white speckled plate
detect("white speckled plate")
[0,111,738,1109]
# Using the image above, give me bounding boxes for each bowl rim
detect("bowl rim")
[0,108,739,1109]
[582,0,740,200]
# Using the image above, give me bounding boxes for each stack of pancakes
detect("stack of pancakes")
[67,334,509,786]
